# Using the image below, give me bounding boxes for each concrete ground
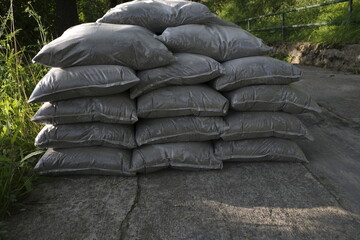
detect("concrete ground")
[5,66,360,240]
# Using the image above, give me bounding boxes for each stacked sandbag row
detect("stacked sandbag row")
[28,22,177,175]
[153,21,321,162]
[97,0,321,171]
[96,0,236,173]
[129,54,227,173]
[28,0,229,175]
[28,0,321,176]
[210,57,322,162]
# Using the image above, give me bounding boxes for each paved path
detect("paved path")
[294,66,360,216]
[6,66,360,240]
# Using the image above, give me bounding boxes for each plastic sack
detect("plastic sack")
[130,53,224,99]
[221,111,313,141]
[35,123,136,149]
[137,85,229,118]
[135,116,225,146]
[28,65,139,103]
[224,85,322,113]
[211,56,302,91]
[32,23,174,70]
[156,24,272,62]
[32,94,138,125]
[34,147,134,176]
[214,138,308,162]
[131,142,222,173]
[97,0,217,33]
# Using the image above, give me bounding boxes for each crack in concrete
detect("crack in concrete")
[318,104,360,127]
[301,163,345,210]
[300,105,359,213]
[298,104,360,216]
[221,212,234,240]
[119,176,141,240]
[301,162,360,223]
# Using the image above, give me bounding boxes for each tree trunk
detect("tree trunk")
[55,0,79,36]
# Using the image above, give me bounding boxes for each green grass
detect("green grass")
[0,5,47,220]
[252,4,360,44]
[204,0,360,44]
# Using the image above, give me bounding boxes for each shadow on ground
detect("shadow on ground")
[121,165,359,240]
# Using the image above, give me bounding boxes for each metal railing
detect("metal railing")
[238,0,354,41]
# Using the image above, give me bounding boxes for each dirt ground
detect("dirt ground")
[5,65,360,240]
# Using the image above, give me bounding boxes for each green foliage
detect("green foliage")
[201,0,360,44]
[0,0,56,48]
[0,4,47,219]
[0,0,115,220]
[77,0,110,23]
[0,0,111,47]
[267,50,293,63]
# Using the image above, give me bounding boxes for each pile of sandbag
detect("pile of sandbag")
[29,0,321,176]
[211,57,321,162]
[29,22,175,175]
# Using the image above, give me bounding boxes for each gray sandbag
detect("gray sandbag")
[130,53,224,99]
[211,56,302,91]
[221,112,313,141]
[97,0,217,34]
[34,147,134,176]
[131,142,222,173]
[28,65,139,103]
[224,85,322,113]
[32,23,174,70]
[137,85,229,118]
[214,138,308,162]
[35,123,136,149]
[32,94,137,125]
[135,116,225,146]
[155,24,272,62]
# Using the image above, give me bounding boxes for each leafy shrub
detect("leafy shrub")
[0,4,47,218]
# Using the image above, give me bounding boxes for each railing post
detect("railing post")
[247,19,250,31]
[281,12,286,42]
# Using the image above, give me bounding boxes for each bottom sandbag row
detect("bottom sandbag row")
[35,138,308,176]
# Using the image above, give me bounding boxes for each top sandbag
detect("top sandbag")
[97,0,218,33]
[156,24,272,62]
[32,23,174,70]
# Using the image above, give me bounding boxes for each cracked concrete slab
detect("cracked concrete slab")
[296,111,360,215]
[6,176,137,240]
[294,66,360,124]
[121,165,360,240]
[294,65,360,215]
[4,65,360,239]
